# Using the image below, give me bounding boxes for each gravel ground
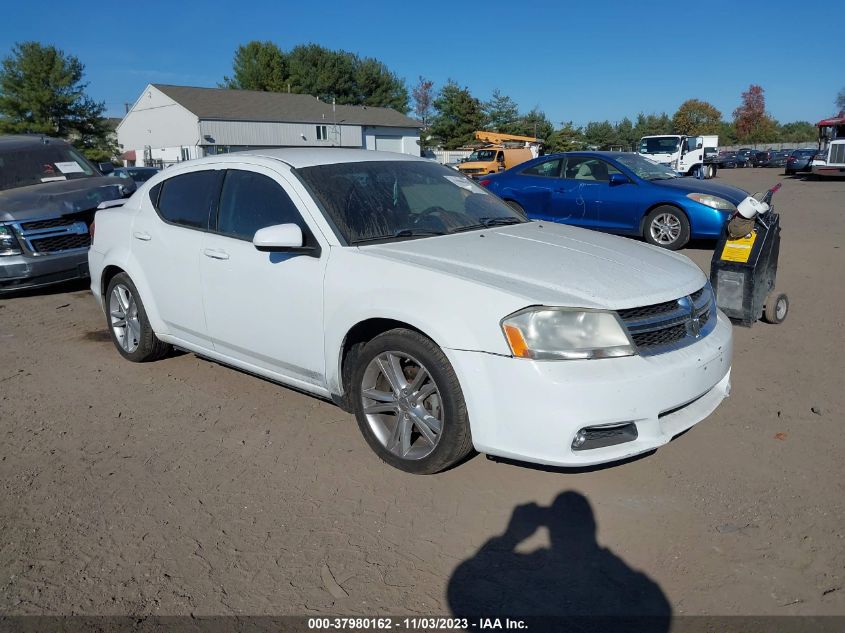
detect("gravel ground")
[0,168,843,618]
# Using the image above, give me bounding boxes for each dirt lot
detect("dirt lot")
[1,169,843,619]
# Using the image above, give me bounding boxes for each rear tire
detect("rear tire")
[350,328,473,474]
[643,206,690,250]
[105,273,171,362]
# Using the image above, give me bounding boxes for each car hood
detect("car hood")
[0,176,133,222]
[649,177,749,204]
[360,222,706,309]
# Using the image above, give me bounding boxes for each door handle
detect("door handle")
[203,248,229,260]
[133,231,151,241]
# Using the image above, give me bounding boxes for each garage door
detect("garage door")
[374,136,403,153]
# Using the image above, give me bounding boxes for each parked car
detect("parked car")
[749,150,770,167]
[0,135,135,294]
[478,152,750,250]
[88,149,732,473]
[735,148,756,166]
[712,151,741,169]
[110,166,160,184]
[785,148,819,175]
[762,150,791,168]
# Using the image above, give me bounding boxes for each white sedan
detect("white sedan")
[89,149,732,474]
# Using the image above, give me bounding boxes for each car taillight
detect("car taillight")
[478,179,492,187]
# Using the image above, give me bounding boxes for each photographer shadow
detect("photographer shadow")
[447,491,671,630]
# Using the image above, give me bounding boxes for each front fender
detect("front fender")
[322,248,521,395]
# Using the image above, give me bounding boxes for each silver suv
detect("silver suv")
[0,135,134,294]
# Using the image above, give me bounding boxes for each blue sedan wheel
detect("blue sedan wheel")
[644,206,690,250]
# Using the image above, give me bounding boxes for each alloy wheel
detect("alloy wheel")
[360,351,443,460]
[649,213,681,245]
[109,283,141,353]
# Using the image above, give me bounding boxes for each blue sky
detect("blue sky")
[2,0,840,126]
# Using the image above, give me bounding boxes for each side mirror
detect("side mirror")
[99,162,114,175]
[253,223,304,251]
[609,173,630,186]
[696,142,703,149]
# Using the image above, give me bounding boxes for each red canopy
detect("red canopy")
[817,112,845,127]
[120,149,136,160]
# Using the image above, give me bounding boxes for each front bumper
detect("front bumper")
[0,250,90,294]
[447,310,733,467]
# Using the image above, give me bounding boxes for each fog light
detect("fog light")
[571,430,587,449]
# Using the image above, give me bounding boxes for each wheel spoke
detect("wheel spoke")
[362,388,395,403]
[413,383,437,404]
[377,353,407,393]
[408,409,441,445]
[364,402,399,415]
[408,366,429,392]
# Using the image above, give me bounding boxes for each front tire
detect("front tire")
[643,206,690,250]
[105,273,171,362]
[350,329,473,474]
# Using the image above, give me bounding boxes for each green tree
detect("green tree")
[221,41,287,91]
[718,120,738,145]
[222,41,409,112]
[0,41,111,160]
[549,121,585,152]
[672,99,721,135]
[779,121,817,143]
[583,120,616,149]
[632,112,673,139]
[483,89,519,132]
[512,107,554,142]
[429,80,484,149]
[614,117,636,150]
[733,84,778,143]
[353,57,408,112]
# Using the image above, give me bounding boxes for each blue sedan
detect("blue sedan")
[479,152,751,249]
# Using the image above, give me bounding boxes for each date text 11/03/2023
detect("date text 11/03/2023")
[307,617,528,630]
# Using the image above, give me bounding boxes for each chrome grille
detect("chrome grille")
[9,215,92,257]
[618,284,716,355]
[830,143,845,165]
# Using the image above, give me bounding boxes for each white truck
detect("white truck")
[811,114,845,178]
[637,134,719,179]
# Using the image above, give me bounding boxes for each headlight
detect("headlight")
[687,193,736,211]
[0,224,22,256]
[501,307,636,360]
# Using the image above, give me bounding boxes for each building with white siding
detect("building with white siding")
[117,84,422,167]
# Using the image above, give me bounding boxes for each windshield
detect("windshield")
[613,154,679,180]
[295,160,527,244]
[467,149,497,163]
[0,142,97,191]
[638,137,680,155]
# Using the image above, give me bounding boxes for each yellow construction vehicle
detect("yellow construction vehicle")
[457,131,542,177]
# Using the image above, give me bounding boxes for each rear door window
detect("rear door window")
[155,170,223,230]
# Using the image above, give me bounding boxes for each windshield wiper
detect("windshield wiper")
[451,217,524,233]
[352,228,447,245]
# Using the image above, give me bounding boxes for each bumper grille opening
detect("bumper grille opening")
[572,422,638,451]
[30,233,91,253]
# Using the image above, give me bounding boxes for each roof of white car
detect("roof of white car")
[206,148,428,169]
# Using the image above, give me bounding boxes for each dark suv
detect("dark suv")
[0,135,134,294]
